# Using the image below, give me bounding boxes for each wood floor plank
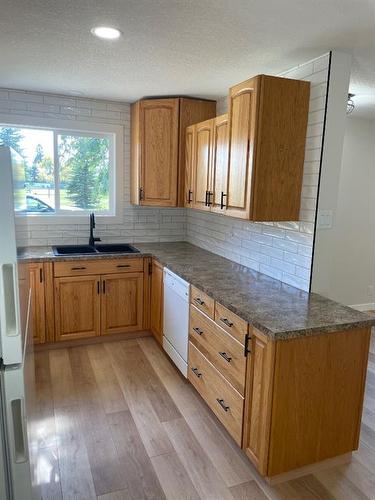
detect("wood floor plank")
[120,340,181,422]
[105,341,174,458]
[332,459,375,499]
[86,343,129,414]
[139,336,254,487]
[229,480,268,500]
[314,466,370,500]
[54,405,96,500]
[97,490,130,500]
[163,417,233,500]
[49,349,78,408]
[68,346,129,497]
[107,410,166,499]
[151,451,200,500]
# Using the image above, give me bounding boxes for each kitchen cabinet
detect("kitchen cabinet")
[184,124,195,207]
[150,259,163,344]
[54,275,101,341]
[185,74,310,221]
[29,263,46,344]
[131,97,216,207]
[54,258,145,341]
[101,273,144,335]
[192,119,214,211]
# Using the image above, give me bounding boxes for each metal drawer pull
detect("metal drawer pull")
[191,367,202,378]
[71,266,86,270]
[193,327,203,336]
[194,297,205,306]
[219,351,232,363]
[220,317,233,328]
[117,264,131,268]
[216,398,230,412]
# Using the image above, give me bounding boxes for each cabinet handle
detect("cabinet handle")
[220,317,233,328]
[71,266,86,271]
[117,264,130,268]
[191,367,202,378]
[102,280,106,294]
[194,297,205,306]
[207,191,213,206]
[139,187,144,201]
[193,326,203,336]
[216,398,230,412]
[187,189,193,204]
[244,333,251,357]
[97,281,100,294]
[219,351,232,363]
[220,192,227,210]
[39,268,43,283]
[205,191,208,206]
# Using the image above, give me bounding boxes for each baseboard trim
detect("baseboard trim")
[34,330,153,351]
[265,452,352,485]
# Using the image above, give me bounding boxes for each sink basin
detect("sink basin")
[52,243,140,256]
[53,245,97,255]
[95,244,140,254]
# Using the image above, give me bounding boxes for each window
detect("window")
[0,125,115,216]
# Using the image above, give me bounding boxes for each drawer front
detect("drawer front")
[190,305,246,395]
[54,258,144,277]
[215,302,248,345]
[190,286,214,319]
[188,342,244,445]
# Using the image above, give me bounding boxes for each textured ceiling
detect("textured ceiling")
[1,0,375,117]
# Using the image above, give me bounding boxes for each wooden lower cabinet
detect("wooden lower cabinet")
[54,275,101,341]
[101,273,144,335]
[150,260,163,344]
[29,263,46,344]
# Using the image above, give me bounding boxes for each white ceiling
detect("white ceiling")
[1,0,375,117]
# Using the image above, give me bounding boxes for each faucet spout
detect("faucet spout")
[89,212,101,247]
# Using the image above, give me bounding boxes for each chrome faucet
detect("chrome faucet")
[89,213,101,247]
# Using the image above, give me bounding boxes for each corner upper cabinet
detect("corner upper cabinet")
[211,114,229,213]
[184,124,196,207]
[192,119,214,211]
[131,97,216,207]
[227,75,310,221]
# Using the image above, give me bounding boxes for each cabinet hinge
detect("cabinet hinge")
[244,333,251,357]
[148,262,152,275]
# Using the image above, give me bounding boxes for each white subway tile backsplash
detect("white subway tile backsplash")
[9,90,44,103]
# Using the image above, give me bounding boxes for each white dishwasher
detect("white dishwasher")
[163,268,190,377]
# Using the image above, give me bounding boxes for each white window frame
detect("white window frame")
[0,114,123,224]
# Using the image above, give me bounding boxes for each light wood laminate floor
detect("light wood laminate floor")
[31,334,375,500]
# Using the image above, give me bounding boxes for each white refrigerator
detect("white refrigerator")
[0,146,38,499]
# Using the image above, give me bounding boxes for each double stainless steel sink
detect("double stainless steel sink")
[52,243,140,256]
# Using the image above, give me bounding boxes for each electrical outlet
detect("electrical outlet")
[317,209,333,229]
[367,285,374,297]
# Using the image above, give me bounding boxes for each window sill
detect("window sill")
[15,213,123,225]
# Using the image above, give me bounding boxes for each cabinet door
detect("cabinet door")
[150,260,163,344]
[54,276,101,341]
[242,329,275,475]
[226,77,259,219]
[140,98,179,206]
[192,118,214,211]
[29,263,46,344]
[211,114,229,214]
[101,273,144,335]
[184,124,196,207]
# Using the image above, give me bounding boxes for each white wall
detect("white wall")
[187,53,331,291]
[323,117,375,307]
[0,90,186,246]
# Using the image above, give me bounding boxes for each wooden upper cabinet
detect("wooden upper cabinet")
[227,75,310,221]
[211,114,229,213]
[192,119,214,211]
[131,97,216,208]
[184,124,195,207]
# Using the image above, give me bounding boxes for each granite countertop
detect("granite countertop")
[17,242,375,340]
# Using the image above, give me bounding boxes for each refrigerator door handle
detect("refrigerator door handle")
[0,262,20,337]
[10,398,27,463]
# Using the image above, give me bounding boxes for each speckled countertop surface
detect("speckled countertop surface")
[18,242,375,340]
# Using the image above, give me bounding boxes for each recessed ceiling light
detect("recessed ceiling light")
[91,26,122,40]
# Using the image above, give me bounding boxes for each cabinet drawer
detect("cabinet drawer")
[190,286,214,319]
[215,302,248,345]
[54,258,144,277]
[190,305,246,395]
[188,342,244,445]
